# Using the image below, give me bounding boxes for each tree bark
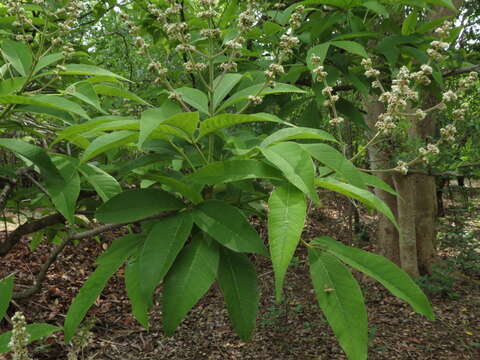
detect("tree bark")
[365,97,401,265]
[393,174,420,278]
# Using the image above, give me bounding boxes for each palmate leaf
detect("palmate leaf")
[139,213,193,305]
[314,236,435,320]
[262,142,319,204]
[315,177,398,230]
[198,113,284,139]
[217,82,305,112]
[162,236,219,335]
[309,249,367,360]
[1,40,32,76]
[125,249,151,328]
[0,274,14,321]
[175,87,209,115]
[80,130,138,163]
[193,200,268,256]
[268,184,306,301]
[93,84,151,105]
[187,159,283,185]
[0,94,90,119]
[302,143,366,189]
[64,234,143,343]
[78,163,122,202]
[95,188,184,224]
[218,248,259,341]
[49,156,81,223]
[0,324,62,353]
[213,73,243,109]
[139,102,182,146]
[260,127,337,147]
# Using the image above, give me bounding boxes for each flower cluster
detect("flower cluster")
[361,58,380,78]
[265,63,285,80]
[459,71,478,90]
[289,5,305,30]
[440,124,457,142]
[279,34,300,58]
[418,143,440,163]
[311,56,328,82]
[395,161,409,175]
[8,312,31,360]
[427,21,453,61]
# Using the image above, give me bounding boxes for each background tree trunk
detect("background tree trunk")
[393,174,420,278]
[365,97,401,265]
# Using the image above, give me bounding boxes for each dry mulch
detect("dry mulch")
[0,191,479,360]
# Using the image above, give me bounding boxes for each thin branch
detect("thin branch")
[0,213,65,256]
[443,64,480,78]
[0,167,29,210]
[12,210,178,299]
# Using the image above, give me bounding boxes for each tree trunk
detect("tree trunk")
[365,98,401,265]
[393,174,420,278]
[414,174,438,274]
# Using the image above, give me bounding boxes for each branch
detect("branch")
[0,213,65,256]
[0,166,29,210]
[12,210,178,299]
[443,64,480,78]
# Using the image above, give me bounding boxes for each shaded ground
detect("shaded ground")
[1,187,479,359]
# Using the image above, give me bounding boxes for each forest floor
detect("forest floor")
[1,185,479,360]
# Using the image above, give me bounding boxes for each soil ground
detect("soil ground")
[1,186,479,360]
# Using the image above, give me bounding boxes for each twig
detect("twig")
[0,166,29,210]
[12,211,178,299]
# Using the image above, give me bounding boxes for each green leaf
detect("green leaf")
[162,236,219,335]
[331,41,368,58]
[145,174,202,204]
[139,213,193,304]
[402,10,418,35]
[0,324,62,354]
[361,173,397,196]
[188,159,283,185]
[218,248,259,341]
[33,52,64,75]
[0,95,91,119]
[0,274,14,321]
[315,177,398,230]
[96,188,184,224]
[301,143,366,189]
[64,234,143,342]
[49,156,80,223]
[0,139,62,180]
[268,184,306,301]
[213,73,243,109]
[362,1,389,18]
[125,250,150,328]
[309,249,367,360]
[306,43,330,69]
[81,130,138,163]
[67,82,105,114]
[93,84,151,105]
[78,163,122,202]
[0,77,26,95]
[58,64,128,81]
[55,116,134,143]
[1,40,32,76]
[175,87,209,115]
[159,112,200,141]
[217,83,306,112]
[313,236,435,320]
[193,200,268,256]
[198,113,284,139]
[139,102,182,146]
[262,142,319,203]
[260,127,337,147]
